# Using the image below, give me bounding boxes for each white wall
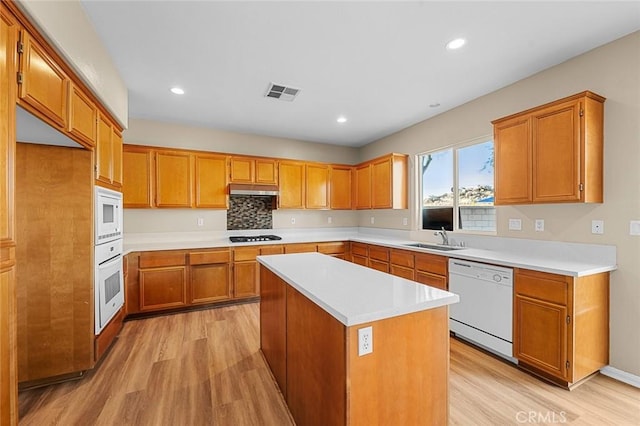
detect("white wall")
[16,0,128,128]
[359,32,640,376]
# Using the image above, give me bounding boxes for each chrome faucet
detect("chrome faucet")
[434,227,449,246]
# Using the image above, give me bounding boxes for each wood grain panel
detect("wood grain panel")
[390,265,414,280]
[122,149,153,208]
[139,251,186,268]
[305,162,329,209]
[286,286,346,426]
[493,115,532,204]
[96,113,112,184]
[278,161,305,209]
[368,245,389,262]
[259,267,287,396]
[233,261,258,298]
[67,83,96,148]
[283,243,317,254]
[189,250,230,265]
[155,151,192,207]
[415,252,448,276]
[354,164,371,209]
[260,245,284,255]
[350,242,368,257]
[255,158,277,184]
[390,249,414,268]
[124,253,140,315]
[515,268,568,305]
[194,154,227,208]
[583,96,604,203]
[94,307,124,362]
[233,247,259,262]
[18,31,68,129]
[229,156,254,183]
[351,255,368,267]
[139,267,187,311]
[368,259,389,273]
[111,129,123,187]
[347,306,449,425]
[316,242,346,255]
[371,156,392,209]
[329,165,352,210]
[191,263,231,303]
[16,143,93,382]
[416,271,447,290]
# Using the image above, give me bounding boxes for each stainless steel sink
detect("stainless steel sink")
[403,243,465,251]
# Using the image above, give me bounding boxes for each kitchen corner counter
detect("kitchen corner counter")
[257,252,459,326]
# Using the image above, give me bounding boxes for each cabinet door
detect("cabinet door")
[330,166,352,210]
[234,261,259,298]
[139,266,187,311]
[532,100,581,202]
[112,129,123,187]
[123,148,153,208]
[194,154,227,208]
[279,161,305,209]
[284,243,317,254]
[355,164,371,209]
[494,116,532,204]
[514,295,568,380]
[371,157,392,208]
[67,83,97,148]
[18,31,68,129]
[305,163,329,209]
[191,263,231,303]
[255,158,278,184]
[415,271,447,290]
[96,113,113,184]
[156,151,192,207]
[229,156,254,183]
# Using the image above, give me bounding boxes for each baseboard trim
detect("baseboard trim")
[600,366,640,388]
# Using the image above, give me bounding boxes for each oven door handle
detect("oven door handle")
[98,253,122,269]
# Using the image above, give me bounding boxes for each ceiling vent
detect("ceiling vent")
[265,82,301,102]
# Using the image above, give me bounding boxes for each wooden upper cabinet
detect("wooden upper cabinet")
[305,163,329,209]
[194,154,228,208]
[279,160,305,209]
[17,30,69,129]
[112,130,123,187]
[155,151,192,207]
[230,156,277,184]
[355,164,371,209]
[67,83,97,148]
[492,91,604,205]
[494,116,532,204]
[123,146,153,208]
[96,113,113,184]
[371,154,407,209]
[330,165,352,210]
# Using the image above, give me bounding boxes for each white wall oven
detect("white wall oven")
[95,187,124,334]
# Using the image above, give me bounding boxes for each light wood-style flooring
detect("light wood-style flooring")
[19,303,640,425]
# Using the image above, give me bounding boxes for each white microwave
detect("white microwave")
[95,186,123,244]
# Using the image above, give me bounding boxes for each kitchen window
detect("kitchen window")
[419,139,495,232]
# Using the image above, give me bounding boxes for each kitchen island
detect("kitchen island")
[258,252,459,426]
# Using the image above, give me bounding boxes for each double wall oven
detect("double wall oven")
[94,187,124,334]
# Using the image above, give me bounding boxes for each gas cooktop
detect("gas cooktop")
[229,235,282,243]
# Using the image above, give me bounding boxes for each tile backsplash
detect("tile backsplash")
[227,196,274,230]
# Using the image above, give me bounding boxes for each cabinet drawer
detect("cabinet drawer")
[369,245,389,262]
[233,247,260,262]
[416,271,447,291]
[390,250,414,268]
[415,253,447,276]
[515,269,568,305]
[369,259,389,273]
[390,265,414,280]
[189,250,230,265]
[284,243,317,254]
[139,251,186,268]
[352,254,368,267]
[351,242,368,257]
[260,245,284,255]
[317,242,346,255]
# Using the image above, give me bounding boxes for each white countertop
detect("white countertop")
[123,228,617,277]
[257,252,460,326]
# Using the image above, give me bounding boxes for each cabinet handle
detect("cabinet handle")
[566,315,571,324]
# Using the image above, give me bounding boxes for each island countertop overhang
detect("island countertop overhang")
[257,252,460,327]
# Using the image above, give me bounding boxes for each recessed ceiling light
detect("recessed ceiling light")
[170,87,185,95]
[446,38,466,50]
[337,116,347,124]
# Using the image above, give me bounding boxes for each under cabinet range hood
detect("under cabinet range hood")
[229,183,279,196]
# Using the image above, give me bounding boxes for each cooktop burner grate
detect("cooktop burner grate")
[229,235,282,243]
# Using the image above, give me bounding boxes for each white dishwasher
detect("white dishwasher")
[448,259,515,361]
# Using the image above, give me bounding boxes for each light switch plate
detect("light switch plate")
[535,219,544,232]
[509,219,522,231]
[630,220,640,236]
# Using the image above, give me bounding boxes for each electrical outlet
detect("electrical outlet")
[370,216,375,225]
[535,219,544,232]
[328,216,333,224]
[291,217,296,225]
[402,217,408,226]
[358,326,373,356]
[508,218,522,231]
[631,220,640,236]
[197,217,204,227]
[592,219,604,234]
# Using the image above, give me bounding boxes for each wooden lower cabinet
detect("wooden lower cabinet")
[190,250,231,303]
[140,266,188,311]
[416,271,447,290]
[415,252,448,290]
[260,266,449,425]
[514,268,609,388]
[233,246,260,298]
[284,243,317,254]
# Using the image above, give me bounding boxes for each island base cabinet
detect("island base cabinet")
[260,266,449,426]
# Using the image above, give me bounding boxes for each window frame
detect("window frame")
[416,135,496,235]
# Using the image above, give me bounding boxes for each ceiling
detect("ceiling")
[80,1,640,148]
